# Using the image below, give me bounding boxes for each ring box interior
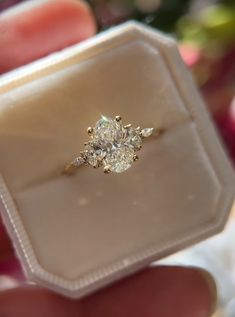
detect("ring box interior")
[0,22,234,298]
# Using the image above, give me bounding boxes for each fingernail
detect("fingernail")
[198,269,217,315]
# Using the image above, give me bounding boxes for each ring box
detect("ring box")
[0,21,234,298]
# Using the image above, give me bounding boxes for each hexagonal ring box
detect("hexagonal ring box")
[0,22,234,298]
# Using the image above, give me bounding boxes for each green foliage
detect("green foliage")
[137,0,193,32]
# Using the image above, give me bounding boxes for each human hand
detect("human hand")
[0,1,217,316]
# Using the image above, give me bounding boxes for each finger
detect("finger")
[0,266,217,317]
[0,215,23,281]
[0,257,23,281]
[0,216,14,261]
[0,0,97,73]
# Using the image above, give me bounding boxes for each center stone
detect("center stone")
[104,147,135,173]
[82,115,154,173]
[94,116,122,143]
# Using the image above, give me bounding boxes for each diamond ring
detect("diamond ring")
[64,115,163,174]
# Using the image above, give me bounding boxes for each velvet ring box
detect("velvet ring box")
[0,22,234,298]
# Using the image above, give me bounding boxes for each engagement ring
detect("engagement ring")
[64,115,162,175]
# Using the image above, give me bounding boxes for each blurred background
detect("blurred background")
[0,0,234,316]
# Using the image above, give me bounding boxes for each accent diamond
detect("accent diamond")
[141,128,154,138]
[85,143,106,167]
[125,127,142,149]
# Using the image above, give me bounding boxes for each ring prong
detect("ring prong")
[124,124,132,129]
[115,116,122,122]
[87,127,93,135]
[104,166,111,174]
[133,154,139,162]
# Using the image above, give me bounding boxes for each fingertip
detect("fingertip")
[82,266,217,317]
[0,266,217,317]
[196,268,217,315]
[0,0,97,73]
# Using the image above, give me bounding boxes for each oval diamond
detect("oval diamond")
[81,116,154,174]
[104,147,135,173]
[94,116,123,143]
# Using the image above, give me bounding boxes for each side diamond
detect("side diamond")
[125,127,142,149]
[141,128,154,138]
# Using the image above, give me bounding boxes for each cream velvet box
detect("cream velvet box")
[0,21,234,298]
